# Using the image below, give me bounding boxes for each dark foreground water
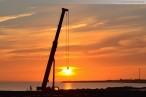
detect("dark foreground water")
[0,81,146,91]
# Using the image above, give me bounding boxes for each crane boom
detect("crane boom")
[37,8,68,91]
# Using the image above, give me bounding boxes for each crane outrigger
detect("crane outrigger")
[37,8,69,91]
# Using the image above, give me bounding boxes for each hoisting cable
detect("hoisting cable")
[67,11,70,69]
[65,11,70,69]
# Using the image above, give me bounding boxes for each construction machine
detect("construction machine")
[37,8,69,91]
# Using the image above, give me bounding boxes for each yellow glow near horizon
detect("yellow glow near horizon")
[62,67,72,75]
[57,66,75,76]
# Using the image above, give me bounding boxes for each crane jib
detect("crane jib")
[37,8,68,91]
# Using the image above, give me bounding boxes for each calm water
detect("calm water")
[0,81,146,91]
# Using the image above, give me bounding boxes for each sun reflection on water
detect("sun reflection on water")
[64,83,72,90]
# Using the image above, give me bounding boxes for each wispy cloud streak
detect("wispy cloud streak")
[0,12,35,23]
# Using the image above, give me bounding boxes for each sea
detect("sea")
[0,81,146,91]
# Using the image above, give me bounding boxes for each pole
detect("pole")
[52,59,55,90]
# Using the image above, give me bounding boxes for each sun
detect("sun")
[57,66,75,76]
[62,67,72,76]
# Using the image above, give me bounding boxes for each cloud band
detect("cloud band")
[47,0,145,4]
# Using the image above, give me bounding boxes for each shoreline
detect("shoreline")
[0,87,146,97]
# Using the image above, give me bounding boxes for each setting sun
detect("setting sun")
[62,67,72,75]
[57,66,75,76]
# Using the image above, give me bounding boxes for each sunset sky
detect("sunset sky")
[0,0,146,82]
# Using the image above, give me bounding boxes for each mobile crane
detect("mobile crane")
[37,8,69,91]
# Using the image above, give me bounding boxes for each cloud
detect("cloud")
[119,36,146,48]
[0,12,35,23]
[0,31,6,35]
[7,48,48,54]
[49,23,88,31]
[117,16,141,21]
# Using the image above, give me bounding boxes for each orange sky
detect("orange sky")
[0,1,146,82]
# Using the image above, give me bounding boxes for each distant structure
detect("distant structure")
[30,85,32,91]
